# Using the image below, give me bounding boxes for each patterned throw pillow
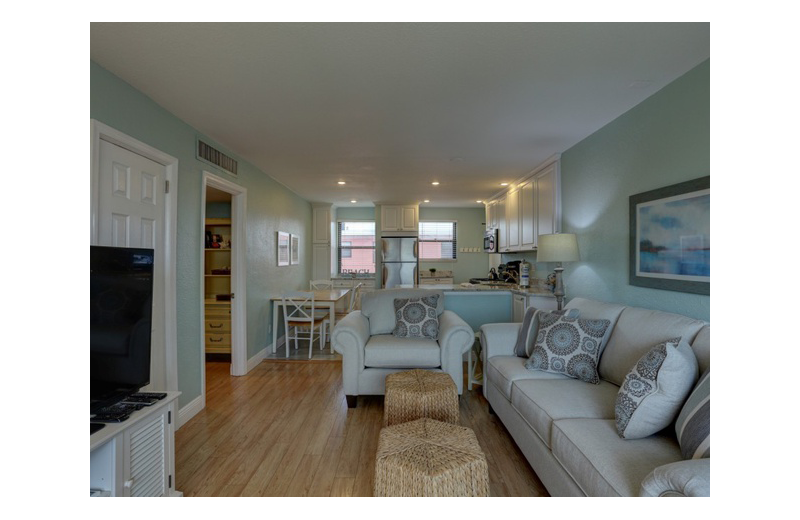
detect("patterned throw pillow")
[393,295,440,339]
[524,313,611,384]
[615,338,699,439]
[513,307,580,358]
[674,370,710,459]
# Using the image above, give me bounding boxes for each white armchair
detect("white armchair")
[331,288,474,408]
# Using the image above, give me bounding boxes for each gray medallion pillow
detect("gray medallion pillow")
[393,295,440,339]
[524,313,611,384]
[615,338,699,439]
[513,307,580,357]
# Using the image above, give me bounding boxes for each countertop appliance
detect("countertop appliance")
[381,236,418,288]
[484,228,498,253]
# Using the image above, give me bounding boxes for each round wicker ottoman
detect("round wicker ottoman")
[383,369,459,427]
[374,418,489,497]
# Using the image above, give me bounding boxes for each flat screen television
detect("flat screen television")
[90,245,154,413]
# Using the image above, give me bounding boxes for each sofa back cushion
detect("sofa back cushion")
[690,326,710,375]
[564,298,625,358]
[361,288,445,336]
[598,307,706,386]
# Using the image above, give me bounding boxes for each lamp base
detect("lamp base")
[553,266,565,311]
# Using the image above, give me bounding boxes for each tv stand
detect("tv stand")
[90,391,181,497]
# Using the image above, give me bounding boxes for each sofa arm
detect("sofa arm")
[639,458,710,497]
[479,322,522,359]
[438,310,475,393]
[331,311,370,396]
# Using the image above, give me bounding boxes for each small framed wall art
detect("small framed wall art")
[290,234,300,265]
[629,176,710,295]
[277,231,290,266]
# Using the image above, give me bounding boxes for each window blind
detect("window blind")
[337,221,376,274]
[418,221,457,260]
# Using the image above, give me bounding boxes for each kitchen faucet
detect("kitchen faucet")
[505,269,519,284]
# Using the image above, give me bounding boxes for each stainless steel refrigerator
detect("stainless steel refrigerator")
[381,237,418,288]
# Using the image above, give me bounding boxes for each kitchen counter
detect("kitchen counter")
[394,283,556,298]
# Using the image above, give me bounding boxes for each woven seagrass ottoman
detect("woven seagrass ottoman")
[374,418,489,497]
[383,369,459,427]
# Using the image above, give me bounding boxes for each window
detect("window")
[418,221,457,261]
[337,221,375,274]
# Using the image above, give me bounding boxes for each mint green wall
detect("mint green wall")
[507,60,710,321]
[91,62,313,408]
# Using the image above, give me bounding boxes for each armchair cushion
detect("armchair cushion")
[361,288,445,336]
[365,335,441,368]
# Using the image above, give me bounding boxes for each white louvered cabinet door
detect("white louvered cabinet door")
[122,407,169,497]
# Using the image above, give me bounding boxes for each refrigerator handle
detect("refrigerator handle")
[382,265,388,287]
[413,264,418,285]
[414,240,418,259]
[381,239,388,262]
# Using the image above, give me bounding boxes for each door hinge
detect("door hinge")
[165,180,170,194]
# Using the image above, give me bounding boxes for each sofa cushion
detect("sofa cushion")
[598,306,705,386]
[615,338,699,439]
[511,378,619,448]
[364,334,441,368]
[690,326,710,376]
[513,307,579,357]
[487,356,566,400]
[551,419,683,497]
[525,313,611,384]
[393,294,440,339]
[362,289,445,336]
[675,370,710,459]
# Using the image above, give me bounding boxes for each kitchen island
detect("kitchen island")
[392,282,557,331]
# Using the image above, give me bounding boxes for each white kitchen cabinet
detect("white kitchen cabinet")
[419,277,454,285]
[312,203,332,244]
[488,156,561,252]
[381,204,418,232]
[312,243,332,280]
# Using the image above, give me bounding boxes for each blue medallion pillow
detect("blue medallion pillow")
[524,313,611,384]
[393,295,440,339]
[513,307,580,358]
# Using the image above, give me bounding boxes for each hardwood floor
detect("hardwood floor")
[175,359,549,497]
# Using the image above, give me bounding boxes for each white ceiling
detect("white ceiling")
[90,22,709,208]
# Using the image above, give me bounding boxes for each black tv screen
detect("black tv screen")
[90,246,154,412]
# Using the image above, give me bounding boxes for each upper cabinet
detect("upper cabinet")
[489,156,561,252]
[312,203,332,244]
[381,204,418,233]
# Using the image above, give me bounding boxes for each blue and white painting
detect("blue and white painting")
[636,189,710,281]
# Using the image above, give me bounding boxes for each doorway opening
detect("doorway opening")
[200,172,248,409]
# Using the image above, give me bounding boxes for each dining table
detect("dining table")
[270,288,351,354]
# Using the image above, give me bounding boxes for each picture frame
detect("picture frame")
[629,176,710,295]
[277,231,290,266]
[290,234,300,265]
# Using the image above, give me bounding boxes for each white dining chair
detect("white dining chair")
[322,283,362,351]
[309,279,333,290]
[281,291,329,359]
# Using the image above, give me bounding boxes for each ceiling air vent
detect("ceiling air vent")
[198,140,238,176]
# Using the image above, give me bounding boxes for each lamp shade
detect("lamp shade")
[537,233,579,263]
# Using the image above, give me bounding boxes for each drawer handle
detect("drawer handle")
[210,337,223,342]
[209,323,224,328]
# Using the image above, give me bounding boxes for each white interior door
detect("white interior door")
[95,139,167,392]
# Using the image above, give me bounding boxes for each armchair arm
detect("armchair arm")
[331,311,370,396]
[479,322,522,359]
[438,310,474,394]
[639,458,710,497]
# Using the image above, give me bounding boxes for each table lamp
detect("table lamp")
[537,233,579,310]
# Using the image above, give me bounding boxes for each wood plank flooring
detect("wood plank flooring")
[175,359,549,497]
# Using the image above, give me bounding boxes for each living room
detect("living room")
[90,23,710,494]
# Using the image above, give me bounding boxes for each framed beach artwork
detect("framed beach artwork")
[277,231,290,266]
[629,176,710,295]
[290,234,300,265]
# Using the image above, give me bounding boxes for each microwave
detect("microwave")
[484,228,498,253]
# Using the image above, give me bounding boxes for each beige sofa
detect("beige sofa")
[480,297,710,497]
[332,288,474,407]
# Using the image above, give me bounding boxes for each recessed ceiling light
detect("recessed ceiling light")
[476,200,483,203]
[350,200,357,203]
[500,182,509,186]
[431,181,440,186]
[337,181,346,185]
[423,200,430,203]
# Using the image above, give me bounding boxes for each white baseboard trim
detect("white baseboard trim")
[177,394,204,429]
[247,346,267,373]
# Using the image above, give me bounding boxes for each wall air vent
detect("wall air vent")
[198,140,238,176]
